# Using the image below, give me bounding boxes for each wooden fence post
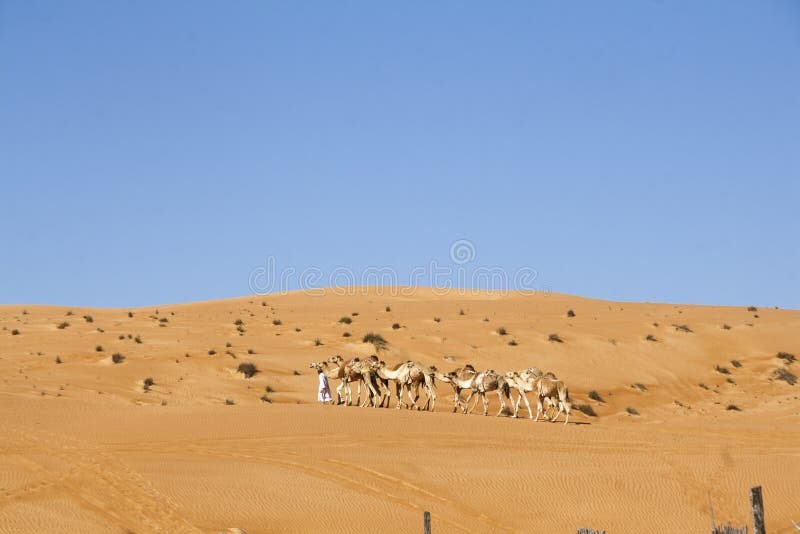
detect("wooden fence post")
[750,486,765,534]
[423,511,431,534]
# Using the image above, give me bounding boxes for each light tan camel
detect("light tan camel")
[504,367,543,419]
[310,360,347,405]
[327,355,381,407]
[371,360,437,410]
[534,374,572,424]
[463,369,511,416]
[440,365,480,413]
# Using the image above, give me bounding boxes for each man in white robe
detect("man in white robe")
[317,367,332,403]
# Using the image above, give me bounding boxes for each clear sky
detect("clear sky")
[1,1,798,308]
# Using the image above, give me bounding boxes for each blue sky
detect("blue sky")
[1,1,798,308]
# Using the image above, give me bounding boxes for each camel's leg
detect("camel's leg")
[513,391,522,418]
[463,390,477,414]
[366,377,380,408]
[550,398,562,423]
[521,391,533,419]
[495,390,505,416]
[452,388,460,413]
[406,383,419,410]
[394,383,404,409]
[534,396,544,421]
[410,382,422,410]
[563,402,570,425]
[483,393,490,416]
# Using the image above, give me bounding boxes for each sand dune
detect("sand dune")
[1,287,798,533]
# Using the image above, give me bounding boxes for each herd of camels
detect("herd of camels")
[310,355,573,424]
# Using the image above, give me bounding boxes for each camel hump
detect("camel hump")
[464,364,475,371]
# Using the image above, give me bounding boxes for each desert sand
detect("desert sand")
[1,287,798,533]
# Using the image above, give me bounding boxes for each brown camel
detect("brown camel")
[463,369,512,416]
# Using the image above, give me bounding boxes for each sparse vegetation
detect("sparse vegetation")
[260,394,272,403]
[351,312,359,316]
[225,399,235,405]
[208,349,216,355]
[645,334,657,342]
[508,339,518,346]
[632,383,648,392]
[496,327,507,336]
[772,367,797,385]
[731,360,742,368]
[295,327,302,332]
[363,332,388,350]
[237,362,258,378]
[159,317,168,323]
[777,352,796,364]
[314,338,323,346]
[272,319,282,326]
[567,309,575,318]
[234,319,244,326]
[342,332,351,337]
[55,356,62,364]
[95,345,104,352]
[118,335,125,340]
[722,323,731,330]
[588,390,604,402]
[66,310,74,316]
[265,385,275,393]
[143,377,154,391]
[339,316,352,324]
[576,404,596,417]
[726,404,741,411]
[459,309,466,316]
[433,317,441,323]
[747,306,758,312]
[699,383,709,390]
[548,333,563,343]
[392,323,401,330]
[83,315,94,323]
[714,365,730,375]
[128,312,134,318]
[625,407,640,416]
[11,329,20,336]
[247,348,255,354]
[226,341,232,348]
[293,370,301,376]
[385,306,391,312]
[57,322,70,329]
[673,324,693,333]
[112,353,125,364]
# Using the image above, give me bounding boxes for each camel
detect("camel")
[327,355,382,407]
[463,369,512,416]
[533,374,572,424]
[504,367,543,419]
[309,360,347,405]
[440,365,480,413]
[371,360,437,410]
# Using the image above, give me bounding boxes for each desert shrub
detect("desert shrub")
[95,345,104,352]
[118,335,125,340]
[208,349,216,355]
[362,332,387,350]
[247,348,255,354]
[722,323,731,330]
[714,365,730,375]
[342,332,351,337]
[588,390,604,402]
[459,309,466,316]
[237,362,258,378]
[483,317,490,322]
[625,407,640,416]
[159,318,168,323]
[260,394,272,403]
[726,377,736,384]
[567,309,575,318]
[433,317,441,323]
[392,323,401,330]
[234,319,244,326]
[11,329,20,336]
[508,340,518,346]
[225,399,235,405]
[726,404,741,411]
[577,404,596,417]
[293,370,301,376]
[548,333,563,343]
[772,367,797,385]
[57,322,70,329]
[143,377,154,388]
[385,306,391,312]
[747,306,757,312]
[496,327,507,336]
[83,315,94,323]
[128,312,134,318]
[55,356,62,364]
[226,350,236,358]
[66,310,74,316]
[111,353,125,364]
[673,324,693,333]
[632,383,648,392]
[237,325,245,334]
[314,338,323,346]
[265,385,275,393]
[699,383,709,390]
[777,352,796,364]
[134,335,142,344]
[731,360,742,368]
[339,316,352,324]
[646,334,657,342]
[272,319,282,326]
[97,328,105,333]
[351,312,359,316]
